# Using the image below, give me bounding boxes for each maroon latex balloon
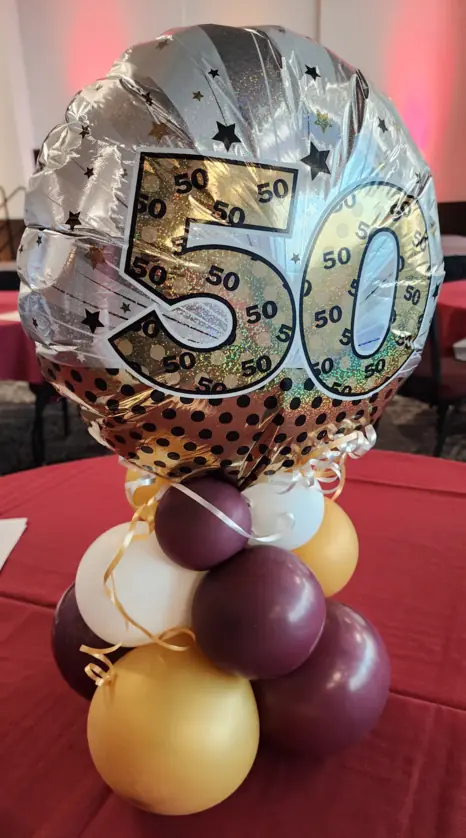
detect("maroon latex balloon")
[192,546,326,679]
[52,584,129,700]
[254,600,390,756]
[155,477,251,570]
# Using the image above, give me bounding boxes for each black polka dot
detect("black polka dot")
[106,421,114,429]
[317,430,327,440]
[353,399,362,406]
[85,390,97,403]
[283,458,294,468]
[107,398,119,410]
[192,411,205,422]
[168,452,180,460]
[121,384,135,396]
[295,414,306,426]
[180,397,194,404]
[226,430,239,442]
[71,369,82,382]
[280,378,293,391]
[194,456,207,466]
[304,378,314,391]
[219,412,232,424]
[209,398,223,406]
[246,414,259,425]
[143,422,156,432]
[290,397,301,410]
[312,396,322,409]
[316,413,327,425]
[332,399,342,407]
[246,453,254,462]
[179,466,192,474]
[280,446,291,455]
[369,393,379,403]
[113,416,125,424]
[237,446,249,455]
[168,470,179,478]
[199,428,212,440]
[265,469,276,476]
[370,405,378,415]
[211,445,224,455]
[184,441,197,451]
[259,456,271,467]
[237,395,250,407]
[172,426,184,437]
[154,460,167,469]
[141,445,153,454]
[273,414,284,426]
[130,431,142,440]
[303,445,313,454]
[354,410,364,419]
[65,381,74,392]
[384,389,393,400]
[132,405,146,415]
[258,444,269,454]
[252,431,262,441]
[105,368,119,376]
[52,362,61,371]
[115,434,125,444]
[220,459,232,467]
[94,378,107,391]
[163,408,176,419]
[150,390,165,404]
[264,396,277,410]
[47,368,56,381]
[274,433,287,443]
[296,432,307,443]
[336,411,346,423]
[157,438,169,447]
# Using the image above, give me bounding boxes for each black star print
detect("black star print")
[305,66,320,81]
[32,318,38,328]
[301,141,330,180]
[192,91,204,101]
[36,235,42,245]
[18,245,23,253]
[212,121,241,151]
[291,253,300,263]
[378,118,388,134]
[95,83,103,91]
[209,69,219,79]
[84,167,94,179]
[65,211,81,231]
[122,168,128,178]
[156,38,170,50]
[80,125,90,139]
[82,309,104,334]
[121,302,131,314]
[433,283,441,299]
[142,92,153,105]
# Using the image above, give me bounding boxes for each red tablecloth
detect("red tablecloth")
[2,451,466,838]
[438,280,466,354]
[0,291,43,383]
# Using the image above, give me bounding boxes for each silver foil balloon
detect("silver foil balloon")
[18,25,444,486]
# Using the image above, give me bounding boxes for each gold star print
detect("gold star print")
[314,110,332,133]
[148,122,168,141]
[87,245,106,270]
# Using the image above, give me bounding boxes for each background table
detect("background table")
[438,280,466,354]
[2,451,466,838]
[0,291,42,384]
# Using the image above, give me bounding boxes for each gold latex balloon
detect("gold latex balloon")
[124,467,167,513]
[293,498,358,597]
[87,643,259,815]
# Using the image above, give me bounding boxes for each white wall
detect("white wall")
[17,0,319,151]
[321,0,464,203]
[0,0,34,217]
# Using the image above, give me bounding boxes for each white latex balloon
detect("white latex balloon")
[243,479,324,551]
[75,523,202,647]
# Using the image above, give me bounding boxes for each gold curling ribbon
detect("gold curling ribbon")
[80,643,121,687]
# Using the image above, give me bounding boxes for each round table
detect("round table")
[1,450,466,838]
[438,280,466,354]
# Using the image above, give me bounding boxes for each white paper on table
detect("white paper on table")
[0,310,20,322]
[0,518,28,570]
[453,338,466,362]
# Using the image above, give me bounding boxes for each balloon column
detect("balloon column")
[29,21,443,818]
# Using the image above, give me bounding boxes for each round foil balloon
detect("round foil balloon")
[19,25,444,487]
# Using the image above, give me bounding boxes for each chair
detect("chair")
[398,306,466,456]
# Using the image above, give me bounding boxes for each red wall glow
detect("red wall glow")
[385,0,456,194]
[67,1,129,93]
